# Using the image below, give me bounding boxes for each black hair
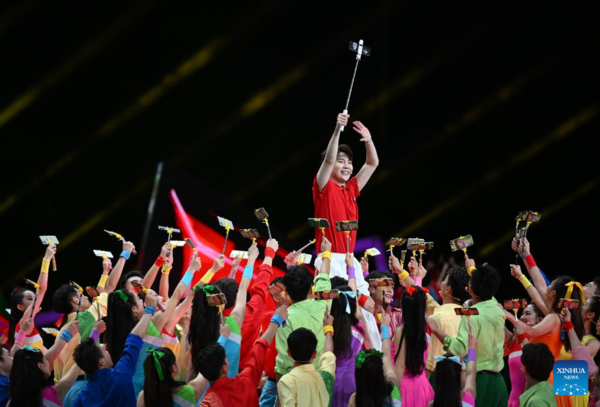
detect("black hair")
[189,286,223,372]
[528,303,545,320]
[282,266,314,302]
[195,342,226,381]
[52,284,79,315]
[8,287,29,346]
[330,276,349,290]
[432,353,463,407]
[213,278,238,310]
[320,144,354,164]
[445,267,471,304]
[270,276,284,285]
[288,328,318,362]
[354,350,394,407]
[521,343,554,381]
[104,290,137,363]
[143,347,185,407]
[365,271,394,283]
[9,348,48,407]
[549,276,584,351]
[470,263,500,301]
[330,285,359,359]
[73,338,104,374]
[119,270,143,290]
[396,287,427,375]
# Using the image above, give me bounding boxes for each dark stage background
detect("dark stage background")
[1,1,598,319]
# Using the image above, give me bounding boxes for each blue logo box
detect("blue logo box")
[553,360,588,396]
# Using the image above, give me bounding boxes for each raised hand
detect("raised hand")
[520,238,531,257]
[230,256,242,273]
[210,255,225,272]
[189,254,202,272]
[323,308,334,326]
[337,113,349,129]
[352,121,372,142]
[388,253,401,274]
[65,320,79,336]
[44,244,57,260]
[102,256,112,272]
[321,236,332,254]
[160,242,172,260]
[275,304,288,322]
[509,264,523,279]
[122,240,135,254]
[248,242,259,260]
[360,256,369,273]
[266,239,279,254]
[284,251,300,267]
[93,319,106,334]
[345,253,354,269]
[464,252,475,270]
[415,264,427,279]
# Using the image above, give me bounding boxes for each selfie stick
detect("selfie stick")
[340,39,370,132]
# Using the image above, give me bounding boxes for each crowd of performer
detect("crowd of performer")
[0,114,598,407]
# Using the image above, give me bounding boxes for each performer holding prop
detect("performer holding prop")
[312,40,378,295]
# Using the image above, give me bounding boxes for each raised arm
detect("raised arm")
[388,253,417,287]
[96,255,113,294]
[131,293,157,338]
[229,241,262,328]
[510,264,550,315]
[323,309,334,354]
[45,320,79,369]
[262,305,287,345]
[381,312,401,388]
[56,362,81,402]
[158,254,172,300]
[352,121,379,191]
[105,240,135,293]
[22,244,54,322]
[316,114,348,191]
[153,254,201,332]
[514,238,547,295]
[319,237,333,276]
[142,242,172,289]
[515,313,560,338]
[464,329,478,399]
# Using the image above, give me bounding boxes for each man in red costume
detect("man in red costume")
[313,113,379,295]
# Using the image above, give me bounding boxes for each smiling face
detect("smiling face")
[520,304,543,326]
[330,152,353,185]
[368,285,394,307]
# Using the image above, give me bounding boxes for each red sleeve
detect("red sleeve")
[235,338,270,388]
[313,175,329,197]
[239,264,273,365]
[264,337,278,379]
[348,176,360,198]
